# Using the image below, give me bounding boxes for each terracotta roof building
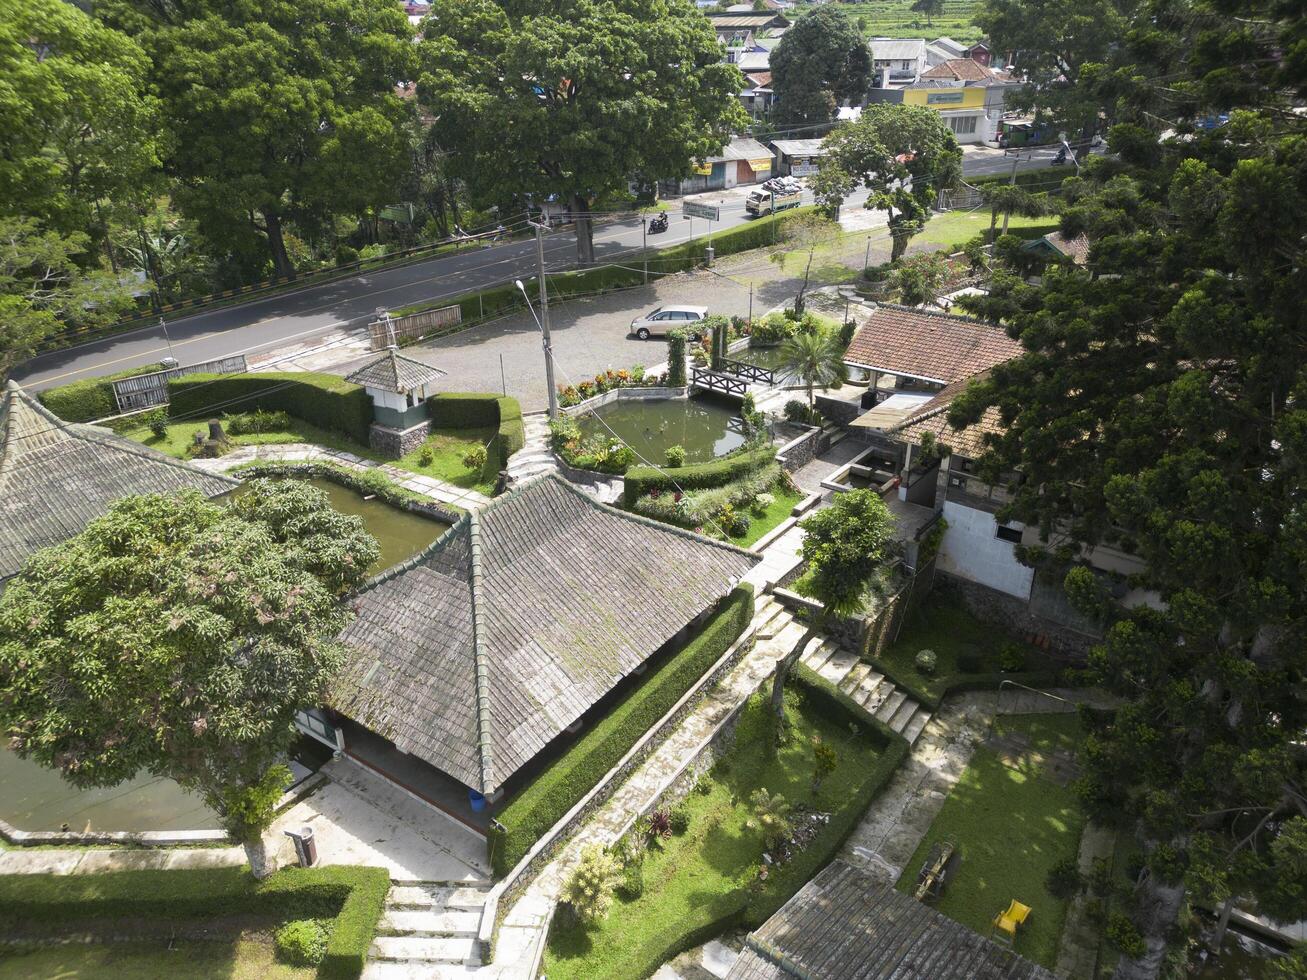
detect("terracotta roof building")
[727,860,1057,980]
[333,474,758,796]
[844,305,1022,386]
[0,381,240,583]
[920,58,1013,83]
[1023,231,1092,266]
[889,374,1006,459]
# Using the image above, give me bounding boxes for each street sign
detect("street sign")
[682,201,721,221]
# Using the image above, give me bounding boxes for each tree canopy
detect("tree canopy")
[952,0,1307,973]
[0,481,379,875]
[415,0,746,266]
[770,6,871,125]
[811,104,961,260]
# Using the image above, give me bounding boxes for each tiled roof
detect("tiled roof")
[920,58,1012,82]
[727,861,1057,980]
[0,381,240,582]
[333,474,758,793]
[1044,231,1091,263]
[844,305,1022,384]
[744,71,773,88]
[344,348,447,392]
[889,373,1004,459]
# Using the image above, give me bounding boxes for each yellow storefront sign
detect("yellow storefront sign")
[748,157,772,171]
[903,86,986,111]
[693,161,714,175]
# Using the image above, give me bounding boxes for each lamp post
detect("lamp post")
[516,273,558,419]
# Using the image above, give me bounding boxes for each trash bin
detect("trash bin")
[469,789,487,813]
[284,826,317,867]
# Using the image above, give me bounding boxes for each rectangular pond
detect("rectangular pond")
[574,395,746,464]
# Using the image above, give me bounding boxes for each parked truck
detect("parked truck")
[746,176,803,217]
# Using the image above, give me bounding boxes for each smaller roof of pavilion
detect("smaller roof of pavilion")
[1024,231,1091,264]
[344,348,447,393]
[849,391,936,432]
[889,372,1005,459]
[0,381,240,581]
[727,860,1056,980]
[844,305,1022,386]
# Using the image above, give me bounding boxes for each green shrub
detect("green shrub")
[667,328,688,388]
[669,803,690,835]
[999,643,1027,672]
[622,444,776,508]
[632,463,781,529]
[140,408,169,438]
[168,372,373,444]
[914,649,938,675]
[276,918,330,965]
[428,393,524,488]
[1045,856,1083,900]
[0,865,389,980]
[491,585,755,876]
[38,363,164,423]
[664,444,686,468]
[226,408,293,435]
[463,445,488,470]
[417,444,435,466]
[1106,910,1146,958]
[751,312,794,345]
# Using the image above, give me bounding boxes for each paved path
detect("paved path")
[0,845,245,876]
[191,443,491,511]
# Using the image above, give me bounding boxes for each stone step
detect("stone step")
[802,639,840,673]
[838,661,873,696]
[362,962,479,980]
[888,697,921,734]
[874,689,908,725]
[901,708,932,746]
[852,669,887,708]
[387,885,490,911]
[771,619,811,654]
[379,910,480,937]
[757,604,793,641]
[369,935,480,965]
[816,646,860,686]
[509,463,556,479]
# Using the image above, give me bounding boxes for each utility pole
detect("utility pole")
[641,216,648,285]
[748,282,753,325]
[863,236,872,274]
[1001,153,1020,236]
[521,221,559,418]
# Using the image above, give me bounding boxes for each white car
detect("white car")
[629,304,708,340]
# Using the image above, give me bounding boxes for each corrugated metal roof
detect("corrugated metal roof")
[771,139,825,156]
[870,37,926,60]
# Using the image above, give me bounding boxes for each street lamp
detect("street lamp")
[515,278,558,418]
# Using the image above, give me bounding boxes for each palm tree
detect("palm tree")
[778,331,847,412]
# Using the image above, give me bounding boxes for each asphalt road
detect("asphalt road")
[14,150,1065,393]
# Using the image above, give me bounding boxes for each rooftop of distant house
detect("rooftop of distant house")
[920,58,1014,84]
[869,37,927,61]
[843,305,1023,386]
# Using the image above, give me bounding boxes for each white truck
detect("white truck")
[746,187,802,216]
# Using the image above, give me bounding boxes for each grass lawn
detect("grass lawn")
[917,210,1061,248]
[873,598,1047,702]
[0,933,313,980]
[728,484,804,549]
[896,712,1086,969]
[389,425,499,496]
[543,689,889,980]
[795,0,985,42]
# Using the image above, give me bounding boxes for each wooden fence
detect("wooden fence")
[111,355,248,412]
[368,305,461,350]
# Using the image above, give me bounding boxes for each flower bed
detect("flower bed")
[558,366,665,408]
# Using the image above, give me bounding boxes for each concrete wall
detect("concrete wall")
[937,499,1034,600]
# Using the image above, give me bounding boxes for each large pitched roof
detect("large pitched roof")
[0,381,240,581]
[844,305,1022,385]
[870,37,926,60]
[920,58,1013,83]
[727,861,1057,980]
[890,373,1005,459]
[333,474,758,794]
[344,348,447,393]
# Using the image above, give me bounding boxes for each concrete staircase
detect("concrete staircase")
[505,412,556,486]
[363,879,493,979]
[759,594,931,747]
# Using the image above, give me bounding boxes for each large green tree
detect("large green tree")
[0,481,379,876]
[951,2,1307,975]
[770,6,871,125]
[415,0,747,266]
[98,0,416,280]
[0,0,158,239]
[811,103,961,260]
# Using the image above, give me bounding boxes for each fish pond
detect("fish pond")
[573,395,746,465]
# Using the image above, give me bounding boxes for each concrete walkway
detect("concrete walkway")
[191,442,492,511]
[0,844,245,876]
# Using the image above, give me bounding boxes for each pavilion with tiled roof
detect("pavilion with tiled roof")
[0,380,240,583]
[889,373,1006,460]
[332,474,758,798]
[1022,230,1092,266]
[843,305,1022,388]
[727,861,1056,980]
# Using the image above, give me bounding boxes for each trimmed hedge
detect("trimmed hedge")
[429,392,525,484]
[37,363,164,423]
[0,864,389,980]
[491,583,755,877]
[168,371,374,444]
[866,655,1067,711]
[622,443,777,508]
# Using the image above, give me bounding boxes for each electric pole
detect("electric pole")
[641,216,648,285]
[529,221,559,418]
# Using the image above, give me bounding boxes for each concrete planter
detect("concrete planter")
[562,385,687,417]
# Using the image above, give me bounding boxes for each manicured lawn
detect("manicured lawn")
[125,418,370,460]
[0,934,313,979]
[896,713,1086,969]
[916,210,1062,248]
[389,425,499,496]
[873,598,1046,702]
[543,687,891,980]
[728,484,804,548]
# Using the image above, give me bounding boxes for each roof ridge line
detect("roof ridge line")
[466,510,495,795]
[351,511,471,595]
[543,472,760,560]
[875,302,992,327]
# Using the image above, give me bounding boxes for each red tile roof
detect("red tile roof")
[744,71,773,88]
[889,374,1005,459]
[843,305,1022,384]
[1044,231,1091,263]
[919,59,1011,83]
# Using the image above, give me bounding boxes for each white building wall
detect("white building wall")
[370,388,407,412]
[937,499,1035,600]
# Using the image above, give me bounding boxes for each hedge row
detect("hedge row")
[429,392,525,483]
[622,443,778,508]
[37,363,164,423]
[866,657,1068,712]
[0,865,390,979]
[168,371,374,444]
[491,583,755,877]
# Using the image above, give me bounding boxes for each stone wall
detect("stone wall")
[935,572,1097,659]
[815,391,863,425]
[774,423,828,472]
[563,386,688,417]
[368,419,430,459]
